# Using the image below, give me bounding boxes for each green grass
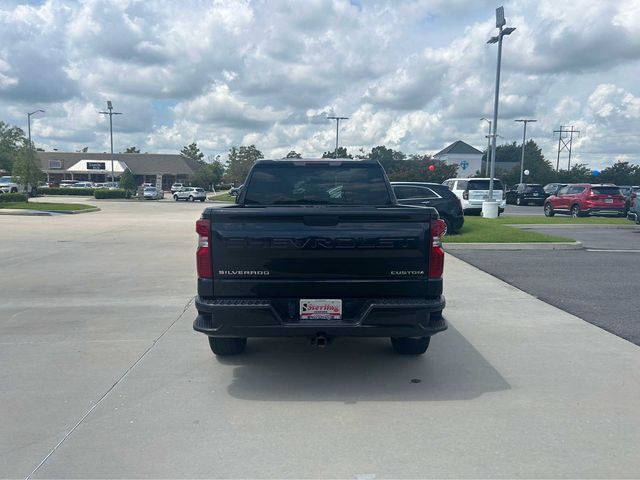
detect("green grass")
[444,217,573,244]
[208,192,235,202]
[0,202,96,211]
[495,215,628,225]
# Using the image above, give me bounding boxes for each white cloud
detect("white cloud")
[0,0,637,169]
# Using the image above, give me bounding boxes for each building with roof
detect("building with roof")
[37,152,201,190]
[433,140,484,178]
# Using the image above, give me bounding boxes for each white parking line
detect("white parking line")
[587,249,640,253]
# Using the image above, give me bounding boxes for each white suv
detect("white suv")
[443,178,506,214]
[173,187,206,202]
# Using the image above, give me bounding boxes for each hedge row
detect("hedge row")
[94,189,130,199]
[39,187,95,195]
[0,192,28,203]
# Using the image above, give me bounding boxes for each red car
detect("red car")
[544,184,626,217]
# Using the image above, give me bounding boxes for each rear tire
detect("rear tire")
[208,337,247,356]
[441,216,452,235]
[390,336,430,355]
[516,196,522,206]
[544,203,554,217]
[189,195,194,202]
[571,204,582,218]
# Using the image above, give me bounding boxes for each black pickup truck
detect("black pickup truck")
[194,159,446,355]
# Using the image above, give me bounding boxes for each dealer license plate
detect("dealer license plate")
[605,198,613,203]
[300,299,342,320]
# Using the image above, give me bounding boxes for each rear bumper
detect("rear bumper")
[583,207,625,216]
[194,296,446,338]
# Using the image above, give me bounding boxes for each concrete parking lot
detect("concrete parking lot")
[2,199,640,478]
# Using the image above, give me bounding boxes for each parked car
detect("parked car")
[170,183,184,194]
[174,186,206,202]
[617,185,640,214]
[391,182,464,234]
[59,180,78,188]
[543,183,567,198]
[627,188,640,224]
[193,159,446,356]
[505,183,546,206]
[0,175,20,193]
[143,186,164,200]
[71,182,94,188]
[544,184,626,217]
[442,177,505,214]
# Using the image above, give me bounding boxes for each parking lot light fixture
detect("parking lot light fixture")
[27,109,45,148]
[485,6,516,216]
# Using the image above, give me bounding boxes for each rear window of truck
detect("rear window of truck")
[244,163,392,206]
[468,180,504,190]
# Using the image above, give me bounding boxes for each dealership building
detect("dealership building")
[37,152,202,190]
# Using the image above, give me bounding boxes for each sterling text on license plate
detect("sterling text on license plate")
[300,299,342,320]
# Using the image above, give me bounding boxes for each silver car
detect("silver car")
[173,187,206,202]
[143,186,164,200]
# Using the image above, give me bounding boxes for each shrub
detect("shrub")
[94,189,130,199]
[39,187,95,196]
[0,192,27,203]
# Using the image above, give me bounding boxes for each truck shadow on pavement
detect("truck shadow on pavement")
[218,324,510,402]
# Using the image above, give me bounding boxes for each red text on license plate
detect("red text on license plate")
[300,299,342,320]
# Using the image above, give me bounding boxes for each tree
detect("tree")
[385,155,457,183]
[119,168,137,193]
[12,143,43,195]
[598,161,640,185]
[369,145,406,173]
[0,121,26,173]
[322,147,353,159]
[557,163,592,183]
[284,150,302,158]
[125,146,141,154]
[224,145,264,185]
[490,140,555,186]
[191,159,225,190]
[180,142,204,163]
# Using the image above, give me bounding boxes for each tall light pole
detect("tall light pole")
[515,119,536,183]
[481,117,492,176]
[27,110,45,148]
[99,100,122,183]
[327,115,348,158]
[486,6,515,209]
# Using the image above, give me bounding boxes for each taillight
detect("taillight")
[429,219,446,278]
[196,218,212,278]
[463,190,469,200]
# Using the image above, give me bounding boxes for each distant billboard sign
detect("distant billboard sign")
[87,162,106,170]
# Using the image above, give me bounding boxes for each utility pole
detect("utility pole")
[486,6,516,208]
[327,116,348,158]
[99,100,122,184]
[553,125,580,171]
[515,119,536,183]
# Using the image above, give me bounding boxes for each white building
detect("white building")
[433,140,483,178]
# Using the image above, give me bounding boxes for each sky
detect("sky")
[0,0,639,170]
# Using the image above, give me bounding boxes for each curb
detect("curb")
[444,241,583,251]
[510,224,638,229]
[0,207,100,216]
[0,209,52,216]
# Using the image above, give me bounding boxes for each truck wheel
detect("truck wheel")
[390,336,430,355]
[174,195,179,201]
[208,337,247,356]
[188,195,194,202]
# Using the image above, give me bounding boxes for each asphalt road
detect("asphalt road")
[452,225,640,345]
[502,204,545,216]
[2,199,640,478]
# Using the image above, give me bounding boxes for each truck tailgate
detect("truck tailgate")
[207,206,437,298]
